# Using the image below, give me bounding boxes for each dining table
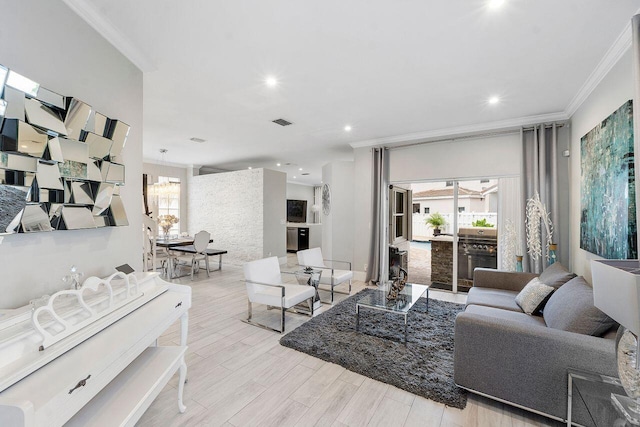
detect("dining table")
[155,236,213,279]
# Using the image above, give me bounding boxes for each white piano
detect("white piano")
[0,271,191,427]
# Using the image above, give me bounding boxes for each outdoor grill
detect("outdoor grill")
[457,227,498,285]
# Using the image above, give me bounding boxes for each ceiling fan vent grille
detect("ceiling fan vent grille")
[272,118,292,126]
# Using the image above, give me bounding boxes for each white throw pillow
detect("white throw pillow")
[515,277,555,315]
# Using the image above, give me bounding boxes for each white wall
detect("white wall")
[286,183,316,223]
[188,168,287,264]
[0,0,143,308]
[569,50,634,282]
[389,133,521,183]
[322,161,355,265]
[264,169,287,259]
[143,162,189,233]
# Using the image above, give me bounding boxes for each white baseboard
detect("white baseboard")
[353,271,366,282]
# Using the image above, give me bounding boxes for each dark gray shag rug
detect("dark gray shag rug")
[279,288,467,409]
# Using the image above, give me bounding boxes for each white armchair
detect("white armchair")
[297,247,353,303]
[243,256,316,333]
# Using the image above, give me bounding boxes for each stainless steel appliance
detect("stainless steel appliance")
[457,227,498,285]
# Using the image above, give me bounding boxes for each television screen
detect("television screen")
[287,199,307,223]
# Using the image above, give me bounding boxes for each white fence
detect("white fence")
[412,212,498,240]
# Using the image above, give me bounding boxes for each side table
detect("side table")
[295,268,322,310]
[567,368,633,426]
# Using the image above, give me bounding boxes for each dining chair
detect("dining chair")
[173,230,211,280]
[296,247,353,303]
[243,256,315,333]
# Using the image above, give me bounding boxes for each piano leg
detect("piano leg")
[178,355,187,413]
[180,312,189,347]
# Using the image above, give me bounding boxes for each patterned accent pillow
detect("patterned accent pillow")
[515,277,555,315]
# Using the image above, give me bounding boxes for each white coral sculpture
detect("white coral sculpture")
[525,192,553,261]
[501,219,518,271]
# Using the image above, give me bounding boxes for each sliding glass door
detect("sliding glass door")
[398,178,499,293]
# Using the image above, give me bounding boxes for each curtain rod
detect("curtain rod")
[387,122,567,151]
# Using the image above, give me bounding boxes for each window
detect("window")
[150,176,181,235]
[413,203,420,213]
[424,207,430,214]
[458,206,466,213]
[480,179,490,183]
[390,187,410,243]
[445,181,454,187]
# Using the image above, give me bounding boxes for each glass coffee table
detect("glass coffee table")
[567,368,633,426]
[355,282,429,344]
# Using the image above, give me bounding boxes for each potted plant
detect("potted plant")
[425,212,446,236]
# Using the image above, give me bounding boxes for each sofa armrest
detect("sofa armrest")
[454,312,616,421]
[472,268,538,292]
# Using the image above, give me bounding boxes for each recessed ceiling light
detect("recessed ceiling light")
[298,168,303,171]
[293,176,297,179]
[265,76,278,87]
[248,166,252,170]
[344,125,352,132]
[488,0,505,9]
[276,163,281,167]
[488,96,500,105]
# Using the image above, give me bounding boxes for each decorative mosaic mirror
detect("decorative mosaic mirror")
[0,65,130,234]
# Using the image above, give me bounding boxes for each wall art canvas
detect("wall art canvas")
[580,100,636,259]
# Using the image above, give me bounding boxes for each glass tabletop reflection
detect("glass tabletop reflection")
[357,282,429,314]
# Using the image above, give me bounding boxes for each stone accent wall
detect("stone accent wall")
[431,239,453,285]
[189,169,264,264]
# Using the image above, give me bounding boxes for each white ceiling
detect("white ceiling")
[65,0,639,185]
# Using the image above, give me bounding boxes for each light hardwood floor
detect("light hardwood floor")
[137,259,563,427]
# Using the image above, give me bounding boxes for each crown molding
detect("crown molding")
[564,19,633,117]
[349,111,569,149]
[61,0,157,73]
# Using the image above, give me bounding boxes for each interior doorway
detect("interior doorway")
[399,178,499,293]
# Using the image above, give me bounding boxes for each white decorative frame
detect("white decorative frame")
[31,272,141,350]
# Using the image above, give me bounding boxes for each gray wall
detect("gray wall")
[264,169,287,259]
[143,162,189,233]
[0,0,143,308]
[286,183,315,224]
[569,50,634,282]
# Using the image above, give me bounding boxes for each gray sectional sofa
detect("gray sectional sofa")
[453,264,618,425]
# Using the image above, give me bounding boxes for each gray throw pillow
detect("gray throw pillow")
[538,262,576,289]
[515,277,555,315]
[544,276,616,336]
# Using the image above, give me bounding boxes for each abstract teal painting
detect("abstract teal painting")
[580,100,636,259]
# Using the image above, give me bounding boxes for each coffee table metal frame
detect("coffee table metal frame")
[355,282,429,344]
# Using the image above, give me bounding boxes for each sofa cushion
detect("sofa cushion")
[543,276,616,336]
[466,287,521,312]
[464,304,546,327]
[515,277,555,315]
[538,262,576,289]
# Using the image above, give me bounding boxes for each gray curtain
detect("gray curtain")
[366,148,389,284]
[521,124,560,273]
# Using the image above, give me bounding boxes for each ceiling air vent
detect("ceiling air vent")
[302,173,310,176]
[189,137,206,143]
[272,118,292,126]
